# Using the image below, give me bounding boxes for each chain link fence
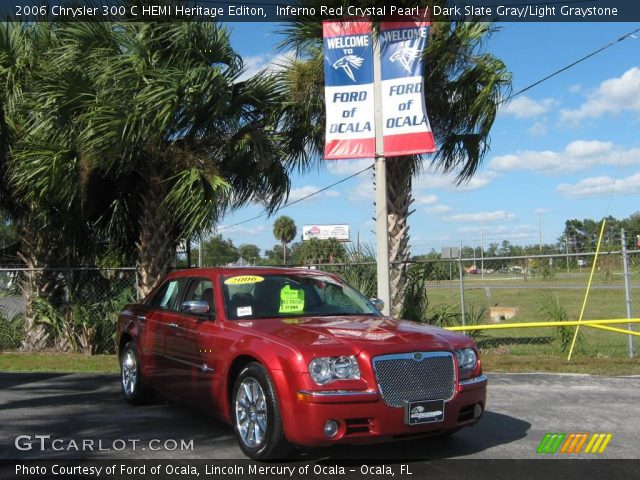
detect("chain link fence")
[320,250,639,359]
[0,268,138,354]
[1,251,637,360]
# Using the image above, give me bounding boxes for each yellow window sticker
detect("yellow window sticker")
[224,275,264,285]
[279,284,305,314]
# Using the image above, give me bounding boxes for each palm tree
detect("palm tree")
[1,21,292,298]
[273,216,297,265]
[278,3,511,313]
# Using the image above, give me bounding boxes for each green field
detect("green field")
[428,271,639,358]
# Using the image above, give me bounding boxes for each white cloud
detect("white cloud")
[415,170,499,191]
[217,224,268,236]
[445,210,517,223]
[456,224,535,240]
[414,194,438,205]
[237,50,295,81]
[527,121,547,136]
[326,159,374,176]
[287,185,340,203]
[569,83,582,94]
[488,140,640,175]
[560,67,640,123]
[426,204,451,214]
[556,171,640,198]
[347,180,375,202]
[502,96,558,119]
[534,208,549,215]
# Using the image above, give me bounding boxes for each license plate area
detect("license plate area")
[404,399,445,425]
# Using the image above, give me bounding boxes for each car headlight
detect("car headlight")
[456,348,478,372]
[308,356,360,385]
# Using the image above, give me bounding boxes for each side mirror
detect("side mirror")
[370,298,384,312]
[181,300,210,316]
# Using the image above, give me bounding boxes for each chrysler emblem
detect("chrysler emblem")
[413,353,423,361]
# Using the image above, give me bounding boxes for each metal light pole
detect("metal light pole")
[459,240,466,327]
[621,229,634,358]
[373,33,391,316]
[480,225,484,279]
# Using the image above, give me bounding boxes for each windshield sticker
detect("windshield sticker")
[279,284,305,314]
[224,275,264,285]
[237,306,253,317]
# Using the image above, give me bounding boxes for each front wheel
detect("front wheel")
[120,341,153,405]
[232,363,291,459]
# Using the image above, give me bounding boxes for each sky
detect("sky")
[216,21,640,255]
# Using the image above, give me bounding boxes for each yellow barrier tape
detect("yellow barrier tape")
[445,318,640,332]
[583,323,640,337]
[568,218,607,361]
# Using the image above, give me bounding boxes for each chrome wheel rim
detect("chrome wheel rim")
[235,378,268,448]
[121,349,137,396]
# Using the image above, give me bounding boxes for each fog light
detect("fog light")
[473,404,483,419]
[324,420,339,438]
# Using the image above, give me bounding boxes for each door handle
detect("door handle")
[168,322,178,329]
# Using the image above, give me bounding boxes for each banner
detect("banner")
[380,18,436,156]
[323,20,375,159]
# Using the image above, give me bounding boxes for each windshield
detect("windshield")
[221,273,381,320]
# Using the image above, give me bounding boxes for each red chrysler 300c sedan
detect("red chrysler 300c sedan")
[116,267,486,459]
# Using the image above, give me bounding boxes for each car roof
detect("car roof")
[166,266,328,278]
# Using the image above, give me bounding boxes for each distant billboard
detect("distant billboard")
[302,224,350,242]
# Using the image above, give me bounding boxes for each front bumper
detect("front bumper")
[281,374,487,447]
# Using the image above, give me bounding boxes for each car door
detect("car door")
[144,277,189,388]
[163,276,223,404]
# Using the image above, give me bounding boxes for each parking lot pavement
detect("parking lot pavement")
[0,372,638,460]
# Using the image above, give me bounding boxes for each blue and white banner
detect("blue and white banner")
[323,20,375,159]
[380,19,436,156]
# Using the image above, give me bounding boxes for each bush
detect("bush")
[538,293,584,355]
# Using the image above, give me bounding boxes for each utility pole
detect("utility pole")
[566,235,570,273]
[373,35,391,316]
[480,225,484,279]
[198,235,203,267]
[459,240,466,327]
[537,212,543,253]
[621,229,635,358]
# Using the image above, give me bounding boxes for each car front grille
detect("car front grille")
[372,352,456,408]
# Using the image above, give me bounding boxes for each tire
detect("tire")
[232,362,291,460]
[120,341,153,405]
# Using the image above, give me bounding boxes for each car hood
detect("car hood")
[228,315,470,355]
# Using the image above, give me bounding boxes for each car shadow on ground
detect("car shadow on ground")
[0,372,529,461]
[0,372,234,460]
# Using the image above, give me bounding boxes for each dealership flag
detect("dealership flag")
[380,19,436,156]
[323,20,375,159]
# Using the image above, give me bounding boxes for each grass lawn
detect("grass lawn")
[1,351,639,376]
[427,272,639,358]
[0,352,119,373]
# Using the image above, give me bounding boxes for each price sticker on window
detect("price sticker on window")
[279,284,305,313]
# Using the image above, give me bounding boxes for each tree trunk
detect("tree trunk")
[282,241,287,266]
[17,249,60,351]
[385,157,414,316]
[136,177,175,298]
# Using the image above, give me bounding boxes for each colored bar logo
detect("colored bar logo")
[537,433,613,454]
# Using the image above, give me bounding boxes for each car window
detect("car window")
[221,273,380,320]
[150,278,187,311]
[183,278,215,315]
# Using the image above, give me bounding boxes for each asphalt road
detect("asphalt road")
[0,372,638,461]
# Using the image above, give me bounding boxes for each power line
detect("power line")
[505,25,640,101]
[217,164,373,231]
